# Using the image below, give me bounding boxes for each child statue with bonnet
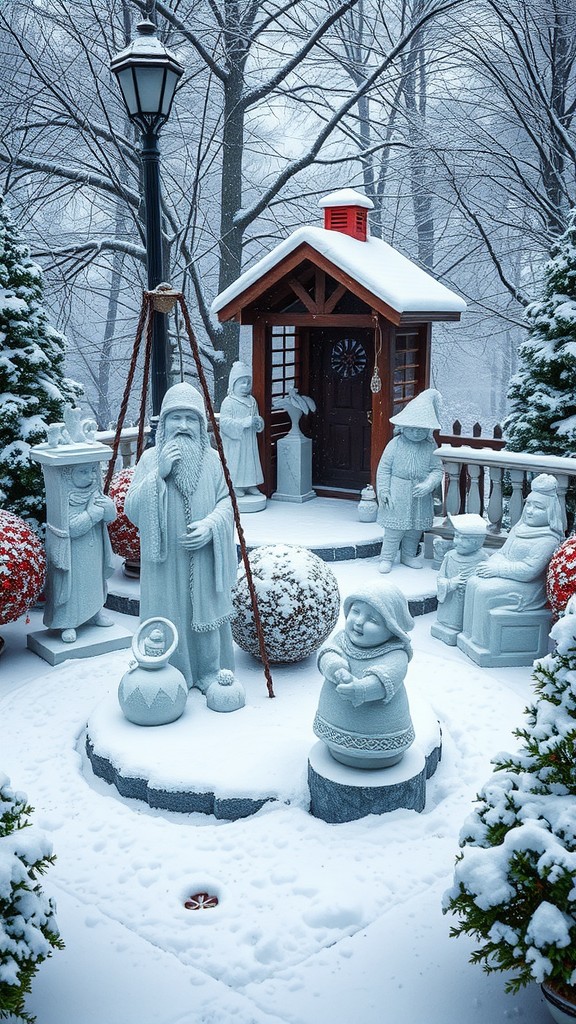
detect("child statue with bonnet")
[430,513,488,646]
[313,581,415,769]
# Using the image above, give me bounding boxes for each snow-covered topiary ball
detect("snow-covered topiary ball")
[107,467,140,561]
[0,510,46,625]
[546,535,576,617]
[232,544,340,663]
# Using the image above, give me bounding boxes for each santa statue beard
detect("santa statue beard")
[168,433,206,497]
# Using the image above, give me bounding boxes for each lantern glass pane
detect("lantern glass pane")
[116,68,138,116]
[134,66,165,113]
[160,70,179,115]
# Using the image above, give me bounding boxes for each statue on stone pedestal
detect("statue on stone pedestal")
[43,461,116,643]
[431,513,488,646]
[313,581,415,769]
[219,361,265,503]
[458,474,563,657]
[125,382,237,693]
[376,389,443,573]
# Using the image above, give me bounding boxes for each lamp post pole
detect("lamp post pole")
[140,129,168,415]
[110,18,184,416]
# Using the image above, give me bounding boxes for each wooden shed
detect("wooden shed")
[212,189,466,499]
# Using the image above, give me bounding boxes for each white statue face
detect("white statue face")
[71,464,96,489]
[402,426,428,442]
[345,600,392,648]
[522,494,550,528]
[234,376,252,396]
[453,533,484,554]
[164,410,201,440]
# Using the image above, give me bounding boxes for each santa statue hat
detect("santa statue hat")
[228,360,252,393]
[389,388,442,431]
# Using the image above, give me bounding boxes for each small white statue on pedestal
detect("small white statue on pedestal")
[272,388,316,503]
[219,361,266,512]
[430,513,488,646]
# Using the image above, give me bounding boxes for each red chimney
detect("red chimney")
[319,188,374,242]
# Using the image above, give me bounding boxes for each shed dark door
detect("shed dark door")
[310,327,373,490]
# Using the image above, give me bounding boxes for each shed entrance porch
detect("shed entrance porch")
[309,327,373,491]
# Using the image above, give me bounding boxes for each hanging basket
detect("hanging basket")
[148,283,180,314]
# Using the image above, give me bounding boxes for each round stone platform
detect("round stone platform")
[86,681,441,822]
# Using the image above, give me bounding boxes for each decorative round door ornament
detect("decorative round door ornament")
[331,338,367,379]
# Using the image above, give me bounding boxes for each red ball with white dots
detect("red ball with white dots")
[0,510,46,625]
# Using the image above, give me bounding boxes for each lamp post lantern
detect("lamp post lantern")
[111,19,184,415]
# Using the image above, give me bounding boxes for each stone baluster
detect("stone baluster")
[508,469,525,527]
[555,473,569,534]
[444,460,462,517]
[487,465,503,533]
[119,437,135,468]
[467,463,482,514]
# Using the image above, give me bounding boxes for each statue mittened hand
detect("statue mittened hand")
[336,681,366,707]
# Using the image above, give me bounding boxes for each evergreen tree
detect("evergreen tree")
[0,773,63,1023]
[0,195,80,528]
[444,609,576,994]
[505,209,576,456]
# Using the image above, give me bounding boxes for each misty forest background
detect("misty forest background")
[1,0,574,431]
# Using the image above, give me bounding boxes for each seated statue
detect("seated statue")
[457,474,563,665]
[313,581,415,769]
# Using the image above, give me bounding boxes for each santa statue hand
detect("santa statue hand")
[180,521,212,550]
[158,441,180,479]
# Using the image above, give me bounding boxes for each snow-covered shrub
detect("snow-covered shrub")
[0,194,81,529]
[547,535,576,618]
[0,773,63,1023]
[232,544,340,662]
[107,467,140,562]
[444,610,576,994]
[0,511,46,626]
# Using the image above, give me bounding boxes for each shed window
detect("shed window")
[392,330,420,414]
[271,326,301,398]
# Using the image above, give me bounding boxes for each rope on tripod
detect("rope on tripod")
[176,294,275,699]
[103,295,149,494]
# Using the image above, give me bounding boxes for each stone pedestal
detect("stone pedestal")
[272,434,316,503]
[27,623,133,666]
[308,695,442,823]
[457,607,552,668]
[236,492,266,513]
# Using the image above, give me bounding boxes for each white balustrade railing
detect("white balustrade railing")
[435,445,576,537]
[96,426,150,471]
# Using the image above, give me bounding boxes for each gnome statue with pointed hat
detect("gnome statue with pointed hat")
[376,389,443,573]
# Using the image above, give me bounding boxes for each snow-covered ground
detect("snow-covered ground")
[0,552,551,1024]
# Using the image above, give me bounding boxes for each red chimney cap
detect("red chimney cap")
[318,188,374,210]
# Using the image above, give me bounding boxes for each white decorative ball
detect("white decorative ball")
[232,544,340,663]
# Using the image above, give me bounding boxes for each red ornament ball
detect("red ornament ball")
[546,535,576,617]
[0,510,46,625]
[107,468,140,561]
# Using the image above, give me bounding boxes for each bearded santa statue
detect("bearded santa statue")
[125,382,237,692]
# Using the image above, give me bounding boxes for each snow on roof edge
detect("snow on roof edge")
[211,226,466,317]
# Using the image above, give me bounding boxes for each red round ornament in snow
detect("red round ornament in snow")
[0,510,46,625]
[107,468,140,562]
[546,535,576,617]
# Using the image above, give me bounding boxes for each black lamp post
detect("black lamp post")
[111,19,184,415]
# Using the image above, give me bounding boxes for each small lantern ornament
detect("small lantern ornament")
[108,467,140,570]
[0,511,46,626]
[546,535,576,618]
